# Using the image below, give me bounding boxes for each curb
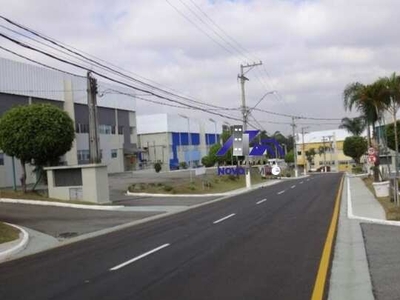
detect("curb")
[346,175,400,226]
[0,198,125,211]
[0,223,29,262]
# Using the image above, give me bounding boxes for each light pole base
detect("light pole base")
[245,172,251,188]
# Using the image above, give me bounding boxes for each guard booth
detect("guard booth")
[44,164,110,204]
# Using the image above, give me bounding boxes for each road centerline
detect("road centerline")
[277,190,285,195]
[213,213,236,224]
[110,243,170,271]
[291,185,296,189]
[256,199,267,205]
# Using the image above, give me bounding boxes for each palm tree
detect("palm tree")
[339,116,367,136]
[376,73,400,175]
[343,82,385,145]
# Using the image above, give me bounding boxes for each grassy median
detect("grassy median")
[129,171,268,195]
[362,177,400,220]
[0,222,20,244]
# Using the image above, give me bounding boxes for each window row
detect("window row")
[77,149,118,161]
[76,124,124,135]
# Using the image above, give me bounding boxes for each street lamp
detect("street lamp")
[179,114,193,182]
[248,90,277,113]
[209,118,217,144]
[301,127,310,175]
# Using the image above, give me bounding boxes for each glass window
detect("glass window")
[0,153,4,165]
[111,126,116,134]
[118,126,124,135]
[77,150,90,161]
[99,125,112,134]
[111,149,118,158]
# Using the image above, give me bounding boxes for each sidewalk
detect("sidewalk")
[329,175,399,300]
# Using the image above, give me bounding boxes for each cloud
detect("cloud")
[1,0,400,135]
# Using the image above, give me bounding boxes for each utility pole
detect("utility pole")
[87,72,101,164]
[301,127,309,175]
[239,61,262,188]
[322,137,328,172]
[291,117,298,177]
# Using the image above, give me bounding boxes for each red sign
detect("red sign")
[368,155,376,164]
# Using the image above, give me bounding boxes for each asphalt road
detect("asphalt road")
[0,173,342,300]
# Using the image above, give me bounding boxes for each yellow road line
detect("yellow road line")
[311,175,344,300]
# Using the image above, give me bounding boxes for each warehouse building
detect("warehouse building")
[137,114,222,171]
[0,57,139,188]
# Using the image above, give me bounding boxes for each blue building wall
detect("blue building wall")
[169,132,219,169]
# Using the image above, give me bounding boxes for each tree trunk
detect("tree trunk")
[367,121,371,147]
[20,159,27,193]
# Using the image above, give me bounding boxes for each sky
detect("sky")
[1,0,400,135]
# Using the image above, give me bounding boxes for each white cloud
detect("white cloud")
[1,0,400,135]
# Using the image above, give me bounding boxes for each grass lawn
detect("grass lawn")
[0,222,20,244]
[129,171,268,195]
[0,190,114,206]
[362,177,400,220]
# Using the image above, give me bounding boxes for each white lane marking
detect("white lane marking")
[256,199,267,205]
[300,181,304,184]
[213,213,236,224]
[110,244,170,271]
[277,190,285,195]
[291,185,296,189]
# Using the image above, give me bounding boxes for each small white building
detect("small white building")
[137,114,222,171]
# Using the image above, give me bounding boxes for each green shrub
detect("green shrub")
[352,166,363,174]
[179,162,188,169]
[154,162,162,173]
[163,185,173,192]
[228,175,237,181]
[286,173,291,177]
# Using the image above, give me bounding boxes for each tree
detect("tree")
[305,148,316,169]
[343,82,385,145]
[0,104,75,192]
[385,121,400,152]
[339,116,367,136]
[284,150,294,164]
[343,136,368,164]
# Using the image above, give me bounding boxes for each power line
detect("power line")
[252,107,342,121]
[0,15,228,111]
[0,45,84,77]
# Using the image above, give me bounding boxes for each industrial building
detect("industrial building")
[0,57,139,188]
[137,114,222,171]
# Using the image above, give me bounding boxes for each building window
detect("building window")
[99,125,112,134]
[0,153,3,165]
[297,151,302,156]
[77,150,90,161]
[111,149,118,158]
[111,126,116,134]
[118,126,124,135]
[76,123,89,134]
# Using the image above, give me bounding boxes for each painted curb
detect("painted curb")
[0,198,125,211]
[346,175,400,226]
[0,223,29,262]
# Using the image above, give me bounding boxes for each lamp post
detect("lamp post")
[248,91,277,114]
[179,114,193,183]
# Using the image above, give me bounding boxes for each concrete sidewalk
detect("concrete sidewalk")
[329,175,399,300]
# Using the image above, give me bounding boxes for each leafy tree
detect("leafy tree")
[343,136,368,164]
[284,150,294,164]
[0,104,75,192]
[385,121,400,152]
[305,148,316,168]
[339,116,367,136]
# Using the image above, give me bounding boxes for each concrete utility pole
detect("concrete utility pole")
[239,61,262,188]
[301,127,309,175]
[87,72,101,164]
[291,117,298,177]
